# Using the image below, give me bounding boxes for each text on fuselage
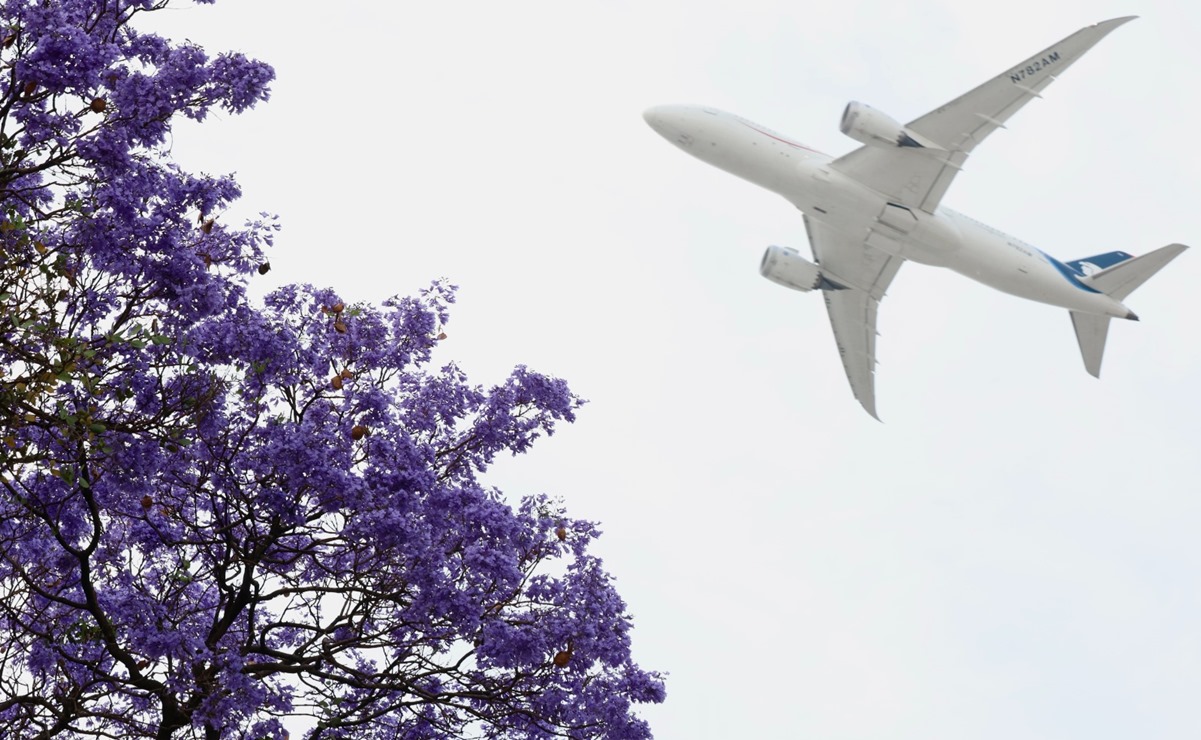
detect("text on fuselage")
[1008,241,1033,257]
[1009,51,1060,83]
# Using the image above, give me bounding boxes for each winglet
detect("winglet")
[1100,16,1139,27]
[1087,16,1139,37]
[858,394,882,422]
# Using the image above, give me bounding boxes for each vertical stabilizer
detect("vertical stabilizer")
[1070,311,1110,377]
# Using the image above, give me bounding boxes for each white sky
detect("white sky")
[148,1,1201,737]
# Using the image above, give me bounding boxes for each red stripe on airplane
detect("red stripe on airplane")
[738,121,824,155]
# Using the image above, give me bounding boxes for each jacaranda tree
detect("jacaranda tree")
[0,2,664,737]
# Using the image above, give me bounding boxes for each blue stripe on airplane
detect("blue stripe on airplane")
[1039,249,1103,292]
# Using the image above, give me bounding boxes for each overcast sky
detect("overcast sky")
[149,1,1201,737]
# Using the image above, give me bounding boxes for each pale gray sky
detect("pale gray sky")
[151,1,1200,737]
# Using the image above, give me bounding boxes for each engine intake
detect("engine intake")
[760,245,823,292]
[839,101,943,150]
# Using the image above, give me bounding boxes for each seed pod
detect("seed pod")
[553,649,572,668]
[22,79,35,97]
[437,332,448,340]
[2,31,17,48]
[257,262,271,275]
[201,218,214,234]
[330,375,343,390]
[333,320,347,334]
[555,526,567,541]
[350,424,368,441]
[340,369,353,380]
[140,495,153,509]
[330,302,344,314]
[89,97,106,113]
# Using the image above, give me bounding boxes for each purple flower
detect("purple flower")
[0,2,661,737]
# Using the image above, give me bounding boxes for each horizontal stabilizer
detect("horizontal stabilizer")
[1070,311,1111,377]
[1082,243,1188,300]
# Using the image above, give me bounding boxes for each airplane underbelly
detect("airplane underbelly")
[829,202,966,267]
[792,164,917,245]
[946,231,1048,296]
[892,211,964,266]
[944,227,1119,313]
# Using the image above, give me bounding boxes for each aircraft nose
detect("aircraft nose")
[642,105,673,135]
[643,105,693,148]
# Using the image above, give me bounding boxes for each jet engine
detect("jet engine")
[759,245,823,292]
[839,101,943,150]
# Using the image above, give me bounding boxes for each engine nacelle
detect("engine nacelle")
[759,245,822,292]
[839,101,943,150]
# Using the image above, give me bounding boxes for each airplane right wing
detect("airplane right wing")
[831,16,1136,213]
[804,215,904,419]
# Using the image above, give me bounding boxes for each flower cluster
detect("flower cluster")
[0,2,662,738]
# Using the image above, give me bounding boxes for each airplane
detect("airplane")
[643,16,1187,419]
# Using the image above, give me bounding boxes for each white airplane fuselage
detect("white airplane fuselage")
[646,104,1133,319]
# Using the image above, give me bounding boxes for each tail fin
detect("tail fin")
[1065,250,1134,275]
[1070,243,1188,376]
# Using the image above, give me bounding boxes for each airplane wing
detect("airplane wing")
[830,16,1136,213]
[804,215,903,419]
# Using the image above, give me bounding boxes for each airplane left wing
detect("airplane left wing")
[804,215,903,419]
[830,16,1135,213]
